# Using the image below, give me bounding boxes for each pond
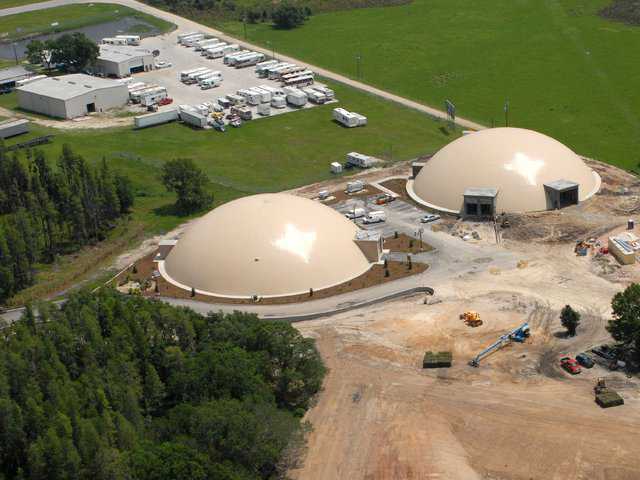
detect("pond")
[0,16,161,59]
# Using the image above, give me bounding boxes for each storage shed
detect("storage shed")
[16,74,129,119]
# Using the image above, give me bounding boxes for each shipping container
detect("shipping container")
[134,109,179,128]
[180,109,207,128]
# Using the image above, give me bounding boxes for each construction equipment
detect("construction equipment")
[460,311,483,327]
[594,377,624,408]
[468,323,530,367]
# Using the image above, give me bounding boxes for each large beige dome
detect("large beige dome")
[161,193,373,298]
[412,128,599,213]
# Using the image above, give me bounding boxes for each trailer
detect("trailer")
[257,103,271,116]
[277,66,308,79]
[185,69,213,84]
[333,108,366,128]
[178,32,200,43]
[130,86,164,103]
[102,37,128,46]
[250,87,271,103]
[217,97,231,108]
[115,35,141,46]
[235,54,265,68]
[346,152,374,168]
[231,106,252,121]
[201,42,226,55]
[255,60,279,75]
[302,87,326,104]
[285,89,307,107]
[312,85,335,100]
[283,74,314,88]
[182,34,206,47]
[200,77,221,90]
[139,87,168,106]
[134,108,179,128]
[226,94,246,106]
[206,44,239,59]
[267,64,295,79]
[180,67,208,82]
[224,50,251,64]
[194,38,219,50]
[259,85,285,97]
[257,62,285,78]
[271,95,286,109]
[345,180,365,194]
[180,109,208,128]
[237,89,260,106]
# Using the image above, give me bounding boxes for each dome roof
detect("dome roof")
[162,193,372,298]
[412,128,599,213]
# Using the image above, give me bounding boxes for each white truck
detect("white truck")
[345,207,366,219]
[362,210,386,224]
[346,151,375,168]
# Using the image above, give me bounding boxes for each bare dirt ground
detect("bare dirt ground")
[286,159,640,480]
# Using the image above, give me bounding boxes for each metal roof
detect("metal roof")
[16,74,125,100]
[464,187,498,198]
[0,66,31,83]
[543,179,579,191]
[0,118,28,129]
[98,44,153,63]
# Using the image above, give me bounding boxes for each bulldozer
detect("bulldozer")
[460,311,483,327]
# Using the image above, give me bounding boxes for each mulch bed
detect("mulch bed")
[384,233,433,254]
[113,252,428,305]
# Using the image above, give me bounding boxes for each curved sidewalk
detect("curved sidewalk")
[0,0,486,131]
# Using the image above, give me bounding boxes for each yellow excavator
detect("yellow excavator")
[460,311,483,327]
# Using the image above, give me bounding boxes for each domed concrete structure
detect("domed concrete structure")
[160,193,376,298]
[409,128,600,215]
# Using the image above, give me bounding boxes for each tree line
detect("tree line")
[0,145,133,303]
[0,289,325,479]
[26,33,99,73]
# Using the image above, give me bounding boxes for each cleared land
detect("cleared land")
[222,0,640,171]
[0,3,173,40]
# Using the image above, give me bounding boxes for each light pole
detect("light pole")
[267,40,275,60]
[355,53,361,80]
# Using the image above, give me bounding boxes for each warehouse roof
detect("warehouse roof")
[99,44,153,63]
[162,193,373,298]
[16,74,125,100]
[412,128,600,213]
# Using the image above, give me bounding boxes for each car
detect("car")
[420,213,441,223]
[576,353,594,368]
[155,61,172,69]
[560,356,581,374]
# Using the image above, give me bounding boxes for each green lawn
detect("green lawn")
[0,3,174,40]
[221,0,640,171]
[0,0,46,9]
[1,78,454,305]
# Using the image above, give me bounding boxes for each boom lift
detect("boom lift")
[468,323,530,367]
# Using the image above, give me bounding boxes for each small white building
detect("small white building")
[17,74,128,119]
[95,44,155,78]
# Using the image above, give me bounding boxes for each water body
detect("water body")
[0,17,160,59]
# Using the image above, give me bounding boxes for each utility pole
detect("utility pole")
[356,53,361,80]
[504,99,509,127]
[243,17,247,39]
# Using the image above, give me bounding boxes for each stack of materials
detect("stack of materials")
[422,351,452,368]
[608,231,640,265]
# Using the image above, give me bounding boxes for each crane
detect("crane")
[468,322,530,367]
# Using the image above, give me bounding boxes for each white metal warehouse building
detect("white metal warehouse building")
[95,44,155,78]
[16,74,128,119]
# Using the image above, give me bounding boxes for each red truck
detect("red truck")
[560,356,581,375]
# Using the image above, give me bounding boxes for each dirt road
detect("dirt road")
[0,0,486,131]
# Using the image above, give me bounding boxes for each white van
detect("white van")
[362,210,386,224]
[345,208,366,220]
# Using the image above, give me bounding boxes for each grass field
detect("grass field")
[1,79,455,304]
[221,0,640,171]
[0,3,174,40]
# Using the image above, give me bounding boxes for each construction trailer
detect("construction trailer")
[134,108,179,128]
[283,74,314,88]
[608,232,640,265]
[423,351,453,368]
[0,118,29,139]
[468,323,530,367]
[333,108,367,128]
[180,67,208,82]
[346,152,375,168]
[115,35,141,46]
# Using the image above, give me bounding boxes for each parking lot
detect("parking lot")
[131,29,331,118]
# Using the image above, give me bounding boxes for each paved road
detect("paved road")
[0,0,486,131]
